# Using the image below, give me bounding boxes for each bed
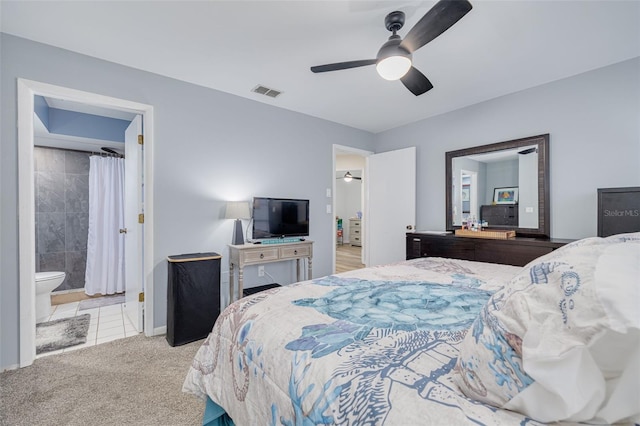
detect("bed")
[183,233,640,425]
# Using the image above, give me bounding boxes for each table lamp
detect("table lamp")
[225,201,251,245]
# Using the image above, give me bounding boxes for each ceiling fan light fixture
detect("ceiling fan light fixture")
[343,172,353,182]
[310,1,473,95]
[375,35,412,81]
[376,55,412,80]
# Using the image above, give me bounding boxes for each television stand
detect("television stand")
[228,240,313,304]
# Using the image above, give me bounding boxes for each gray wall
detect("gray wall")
[485,159,518,204]
[374,57,640,239]
[2,32,639,370]
[34,147,90,291]
[0,34,374,369]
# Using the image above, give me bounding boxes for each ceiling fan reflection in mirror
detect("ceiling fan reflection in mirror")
[337,171,362,182]
[311,0,472,96]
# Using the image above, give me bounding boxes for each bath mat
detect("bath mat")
[36,314,91,355]
[79,293,125,310]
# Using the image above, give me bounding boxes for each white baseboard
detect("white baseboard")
[1,363,20,372]
[52,288,85,295]
[149,325,166,336]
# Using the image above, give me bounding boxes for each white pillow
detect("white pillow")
[454,233,640,423]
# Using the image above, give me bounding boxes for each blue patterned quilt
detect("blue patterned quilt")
[183,258,555,425]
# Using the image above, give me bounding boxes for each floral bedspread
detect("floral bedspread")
[183,258,552,425]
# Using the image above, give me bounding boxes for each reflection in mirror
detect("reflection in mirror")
[452,146,537,228]
[446,134,550,237]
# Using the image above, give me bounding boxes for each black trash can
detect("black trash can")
[166,252,221,346]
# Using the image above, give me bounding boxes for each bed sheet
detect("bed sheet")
[183,258,562,425]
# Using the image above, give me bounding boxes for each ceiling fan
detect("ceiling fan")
[311,0,472,96]
[338,171,362,182]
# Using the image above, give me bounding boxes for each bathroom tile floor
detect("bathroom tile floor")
[36,301,140,358]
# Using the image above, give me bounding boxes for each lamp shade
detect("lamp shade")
[376,56,412,80]
[376,35,412,81]
[224,201,250,220]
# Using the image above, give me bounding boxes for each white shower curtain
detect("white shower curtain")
[85,156,125,295]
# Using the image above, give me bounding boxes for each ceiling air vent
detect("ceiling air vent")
[252,85,283,98]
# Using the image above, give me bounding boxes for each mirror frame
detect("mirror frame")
[445,134,550,238]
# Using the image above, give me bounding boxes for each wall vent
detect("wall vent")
[252,85,283,98]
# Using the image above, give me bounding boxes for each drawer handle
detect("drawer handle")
[294,249,298,255]
[260,253,264,259]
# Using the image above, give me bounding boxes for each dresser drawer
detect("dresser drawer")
[279,245,311,258]
[241,248,279,264]
[474,241,553,267]
[350,220,361,228]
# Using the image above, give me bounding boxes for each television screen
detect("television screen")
[252,197,310,239]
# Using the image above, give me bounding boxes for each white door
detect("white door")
[366,147,416,266]
[123,115,143,331]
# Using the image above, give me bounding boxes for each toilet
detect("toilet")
[35,271,66,323]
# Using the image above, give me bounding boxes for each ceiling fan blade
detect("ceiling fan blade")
[401,67,434,96]
[311,59,377,73]
[400,0,472,53]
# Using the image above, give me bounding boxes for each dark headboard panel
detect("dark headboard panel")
[597,187,640,237]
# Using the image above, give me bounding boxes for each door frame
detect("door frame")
[332,144,373,271]
[17,79,155,367]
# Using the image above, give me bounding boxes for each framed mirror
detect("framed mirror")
[446,134,550,237]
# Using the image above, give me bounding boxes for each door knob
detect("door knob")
[406,225,414,230]
[119,228,128,234]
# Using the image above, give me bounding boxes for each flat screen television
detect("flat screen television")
[252,197,310,239]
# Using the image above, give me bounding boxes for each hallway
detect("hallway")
[336,244,365,274]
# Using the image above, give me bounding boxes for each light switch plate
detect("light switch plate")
[326,188,331,197]
[326,204,332,214]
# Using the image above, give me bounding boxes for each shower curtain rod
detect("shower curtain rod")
[90,147,124,158]
[90,151,124,159]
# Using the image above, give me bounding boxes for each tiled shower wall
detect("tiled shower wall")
[34,146,90,291]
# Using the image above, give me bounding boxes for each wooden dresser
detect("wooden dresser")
[406,233,573,267]
[349,218,362,246]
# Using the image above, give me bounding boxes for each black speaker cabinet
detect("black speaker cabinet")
[597,187,640,237]
[166,252,221,346]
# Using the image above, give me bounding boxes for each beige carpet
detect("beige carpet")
[0,335,205,426]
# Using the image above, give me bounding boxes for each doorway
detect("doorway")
[17,79,155,367]
[460,170,478,223]
[333,145,371,273]
[332,145,417,272]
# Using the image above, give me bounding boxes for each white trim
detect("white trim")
[17,80,37,367]
[51,288,85,295]
[17,79,155,367]
[152,326,167,336]
[1,364,21,373]
[142,111,155,339]
[332,144,373,272]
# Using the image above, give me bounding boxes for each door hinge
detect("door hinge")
[138,213,144,224]
[137,134,144,145]
[138,292,144,302]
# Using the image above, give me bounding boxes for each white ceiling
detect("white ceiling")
[2,1,639,133]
